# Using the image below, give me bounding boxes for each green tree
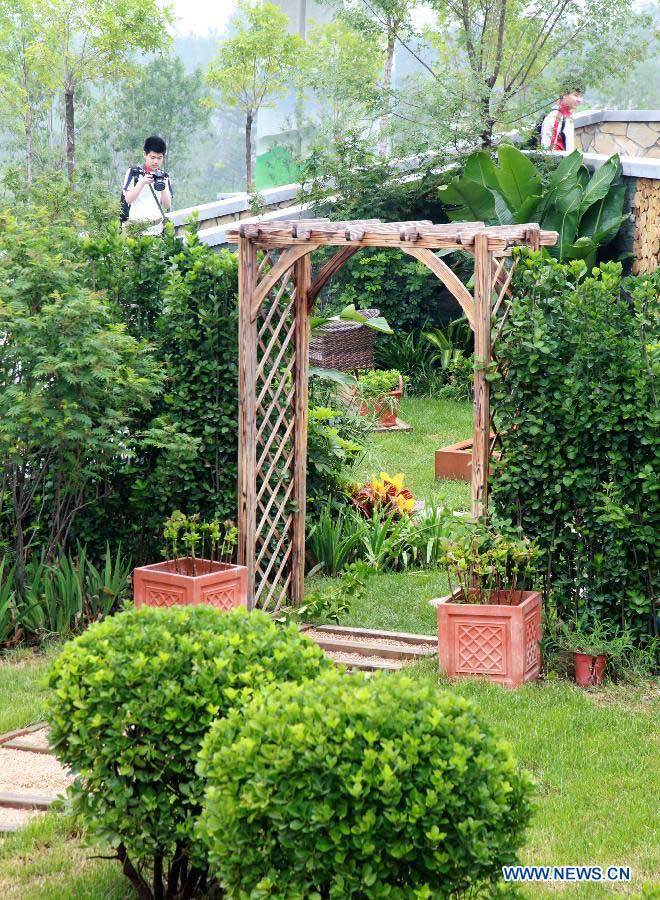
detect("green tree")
[301,19,381,140]
[327,0,418,155]
[420,0,652,146]
[0,208,162,588]
[0,0,58,183]
[46,0,172,179]
[205,0,304,191]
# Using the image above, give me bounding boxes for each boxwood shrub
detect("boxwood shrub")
[198,670,533,898]
[46,605,332,899]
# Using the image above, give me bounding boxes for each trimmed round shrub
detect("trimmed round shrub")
[46,605,332,898]
[199,670,533,898]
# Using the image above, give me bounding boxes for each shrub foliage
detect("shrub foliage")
[46,606,332,899]
[199,670,533,898]
[492,254,659,635]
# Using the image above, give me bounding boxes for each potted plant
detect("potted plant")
[133,511,247,610]
[557,617,632,686]
[357,369,405,428]
[430,529,542,688]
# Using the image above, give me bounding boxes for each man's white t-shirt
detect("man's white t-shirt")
[122,169,173,236]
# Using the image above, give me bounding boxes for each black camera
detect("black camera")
[130,165,169,191]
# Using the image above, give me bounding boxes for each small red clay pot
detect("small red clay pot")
[431,589,542,688]
[574,652,606,686]
[133,557,248,611]
[359,375,404,428]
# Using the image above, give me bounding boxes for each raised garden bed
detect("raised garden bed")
[434,437,500,481]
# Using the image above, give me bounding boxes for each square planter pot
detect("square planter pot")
[430,589,542,688]
[358,374,404,428]
[434,436,500,481]
[133,557,248,611]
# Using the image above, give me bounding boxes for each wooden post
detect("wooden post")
[291,253,312,606]
[238,237,258,607]
[471,233,492,519]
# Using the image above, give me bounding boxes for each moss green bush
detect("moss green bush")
[46,605,332,898]
[199,670,533,898]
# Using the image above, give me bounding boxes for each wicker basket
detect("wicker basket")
[309,308,380,371]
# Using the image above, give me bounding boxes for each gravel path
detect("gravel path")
[0,747,72,795]
[306,629,436,654]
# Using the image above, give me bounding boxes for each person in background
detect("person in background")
[540,86,584,152]
[121,135,173,236]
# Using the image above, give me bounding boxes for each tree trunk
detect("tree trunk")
[64,88,75,181]
[479,88,495,147]
[378,29,396,156]
[25,113,33,185]
[245,110,253,193]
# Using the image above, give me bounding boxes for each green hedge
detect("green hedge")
[491,254,659,635]
[199,670,533,898]
[46,605,332,897]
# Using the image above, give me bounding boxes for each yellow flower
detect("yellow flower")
[386,473,405,492]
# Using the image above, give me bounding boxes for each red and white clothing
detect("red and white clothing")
[540,102,575,152]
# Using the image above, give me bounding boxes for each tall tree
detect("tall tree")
[46,0,172,180]
[418,0,651,146]
[205,1,304,192]
[301,19,381,140]
[328,0,417,155]
[0,0,58,183]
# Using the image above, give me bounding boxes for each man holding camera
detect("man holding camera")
[121,135,173,236]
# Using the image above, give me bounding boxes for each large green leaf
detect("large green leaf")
[438,177,496,222]
[542,185,582,258]
[464,151,501,193]
[579,155,622,215]
[492,190,514,225]
[495,145,542,212]
[580,184,626,240]
[561,236,597,260]
[536,150,583,221]
[513,194,541,224]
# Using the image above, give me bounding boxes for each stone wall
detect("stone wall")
[630,178,660,275]
[575,111,660,158]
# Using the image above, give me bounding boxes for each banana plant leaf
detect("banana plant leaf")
[495,144,542,211]
[580,155,622,215]
[437,177,496,222]
[464,151,501,193]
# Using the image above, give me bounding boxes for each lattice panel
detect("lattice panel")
[457,622,506,674]
[488,254,520,458]
[253,251,299,612]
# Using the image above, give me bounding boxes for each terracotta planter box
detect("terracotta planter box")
[133,557,248,611]
[434,436,500,481]
[430,589,542,688]
[359,375,404,428]
[574,652,606,686]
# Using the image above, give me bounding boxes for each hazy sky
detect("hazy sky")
[171,0,237,35]
[169,0,433,36]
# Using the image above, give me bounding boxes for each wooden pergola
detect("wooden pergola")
[227,219,558,611]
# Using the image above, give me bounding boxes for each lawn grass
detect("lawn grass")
[353,396,472,509]
[0,644,657,897]
[0,644,60,734]
[410,659,660,897]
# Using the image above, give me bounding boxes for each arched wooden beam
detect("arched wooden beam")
[251,244,320,320]
[401,247,475,330]
[307,246,361,310]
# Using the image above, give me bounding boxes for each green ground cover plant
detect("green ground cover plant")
[199,670,533,898]
[491,255,659,636]
[45,606,332,899]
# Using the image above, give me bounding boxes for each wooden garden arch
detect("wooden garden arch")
[228,219,558,611]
